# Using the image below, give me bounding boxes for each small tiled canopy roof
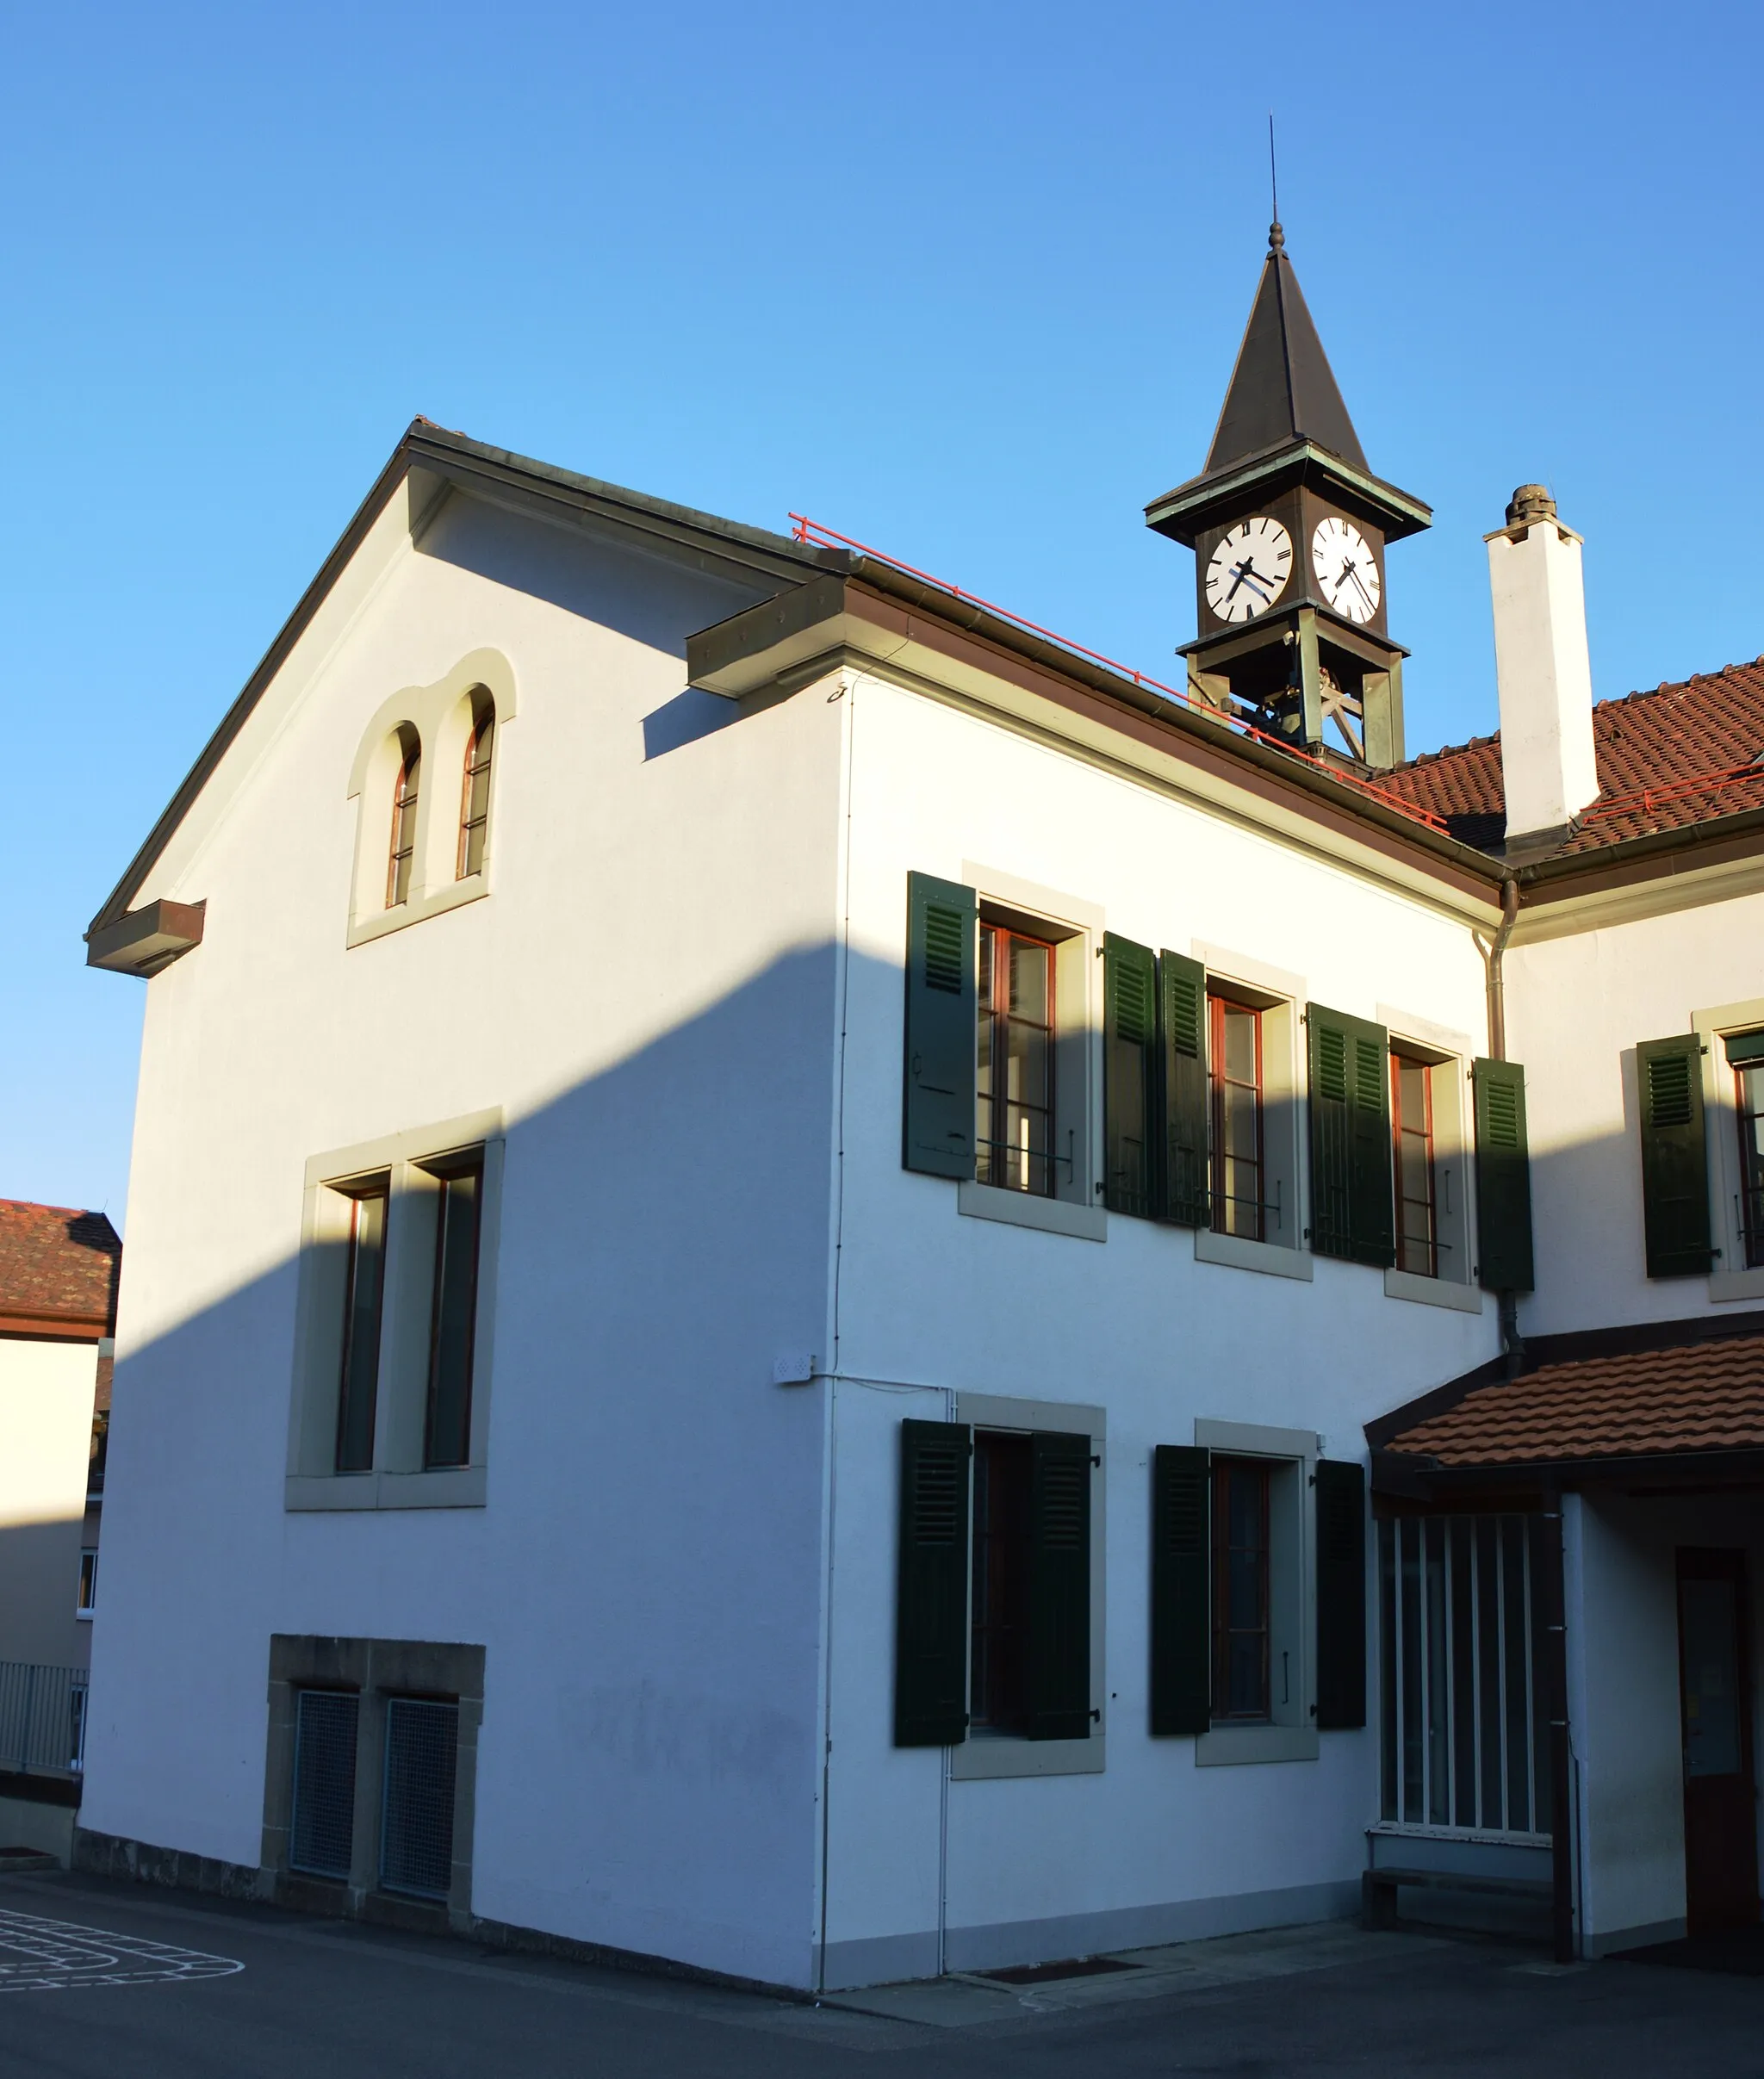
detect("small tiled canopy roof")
[1376,1318,1764,1471]
[0,1199,121,1335]
[1382,657,1764,858]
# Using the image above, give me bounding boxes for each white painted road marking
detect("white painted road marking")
[0,1907,244,1992]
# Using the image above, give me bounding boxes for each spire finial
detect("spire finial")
[1268,112,1283,251]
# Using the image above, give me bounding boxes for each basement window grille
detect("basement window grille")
[380,1697,458,1900]
[1378,1514,1551,1841]
[290,1689,359,1879]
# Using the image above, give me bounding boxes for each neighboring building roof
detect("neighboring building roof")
[1384,657,1764,860]
[1370,1313,1764,1474]
[0,1201,121,1338]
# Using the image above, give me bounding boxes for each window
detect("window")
[457,701,494,880]
[1152,1429,1363,1759]
[290,1689,359,1880]
[1209,994,1264,1240]
[1732,1038,1764,1269]
[971,1431,1034,1730]
[386,732,421,909]
[424,1156,483,1469]
[380,1697,460,1899]
[1378,1514,1550,1837]
[895,1399,1102,1777]
[1392,1052,1438,1277]
[975,922,1055,1196]
[1212,1458,1270,1720]
[77,1548,98,1617]
[335,1182,389,1474]
[289,1116,502,1508]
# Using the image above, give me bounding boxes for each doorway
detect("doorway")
[1677,1548,1761,1934]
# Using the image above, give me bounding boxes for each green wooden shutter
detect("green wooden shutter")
[1159,952,1210,1226]
[1348,1022,1394,1267]
[903,872,978,1180]
[1637,1034,1713,1278]
[1473,1058,1536,1293]
[1027,1430,1092,1741]
[1150,1444,1210,1735]
[1314,1458,1366,1731]
[894,1419,971,1746]
[1308,1006,1393,1265]
[1104,934,1158,1218]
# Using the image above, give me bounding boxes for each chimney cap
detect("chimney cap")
[1506,484,1557,527]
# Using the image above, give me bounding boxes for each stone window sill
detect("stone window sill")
[1195,1722,1320,1767]
[1710,1265,1764,1305]
[284,1467,487,1511]
[1194,1228,1314,1282]
[950,1728,1105,1779]
[347,875,487,949]
[1382,1268,1485,1315]
[957,1181,1106,1242]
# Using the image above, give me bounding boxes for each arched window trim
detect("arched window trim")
[457,698,494,881]
[387,733,421,909]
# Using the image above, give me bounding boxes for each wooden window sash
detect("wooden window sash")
[387,744,420,909]
[1737,1062,1764,1271]
[457,713,494,880]
[1391,1052,1438,1278]
[1211,1457,1271,1722]
[1208,993,1264,1242]
[975,922,1057,1199]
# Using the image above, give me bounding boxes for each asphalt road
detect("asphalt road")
[3,1869,1761,2078]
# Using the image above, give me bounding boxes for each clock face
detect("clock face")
[1312,517,1382,624]
[1204,517,1293,624]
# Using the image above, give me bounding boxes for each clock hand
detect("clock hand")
[1228,559,1273,602]
[1344,563,1376,611]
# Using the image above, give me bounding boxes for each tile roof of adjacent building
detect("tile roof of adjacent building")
[1373,1314,1764,1470]
[1382,657,1764,860]
[0,1200,121,1336]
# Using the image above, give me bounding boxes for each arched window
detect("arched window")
[386,732,421,908]
[457,698,494,879]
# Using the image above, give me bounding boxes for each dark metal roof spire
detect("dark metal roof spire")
[1202,233,1368,478]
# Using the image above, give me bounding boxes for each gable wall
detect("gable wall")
[81,488,848,1986]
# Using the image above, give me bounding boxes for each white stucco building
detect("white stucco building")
[77,233,1764,1983]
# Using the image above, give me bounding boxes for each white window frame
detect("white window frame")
[286,1109,504,1510]
[955,865,1105,1243]
[949,1390,1107,1780]
[1696,996,1764,1304]
[1194,1418,1320,1767]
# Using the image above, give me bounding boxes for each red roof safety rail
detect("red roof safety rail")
[1582,761,1764,822]
[788,512,1450,836]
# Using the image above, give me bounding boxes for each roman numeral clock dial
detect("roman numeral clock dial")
[1204,517,1292,624]
[1312,516,1382,625]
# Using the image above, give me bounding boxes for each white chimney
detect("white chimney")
[1487,486,1599,844]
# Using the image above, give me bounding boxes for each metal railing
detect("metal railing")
[1378,1515,1550,1842]
[0,1661,89,1776]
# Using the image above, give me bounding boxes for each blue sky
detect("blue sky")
[6,1,1761,1226]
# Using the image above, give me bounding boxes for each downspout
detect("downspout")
[1539,1483,1576,1964]
[1475,876,1524,1373]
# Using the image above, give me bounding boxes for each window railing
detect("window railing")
[0,1662,90,1776]
[1378,1514,1550,1842]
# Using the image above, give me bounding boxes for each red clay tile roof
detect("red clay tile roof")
[1384,657,1764,859]
[0,1200,121,1334]
[1382,1327,1764,1468]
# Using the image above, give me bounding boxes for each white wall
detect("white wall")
[1506,891,1764,1337]
[1571,1490,1764,1952]
[84,487,847,1987]
[819,673,1501,1976]
[0,1336,97,1669]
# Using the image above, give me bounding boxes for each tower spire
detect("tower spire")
[1204,235,1367,478]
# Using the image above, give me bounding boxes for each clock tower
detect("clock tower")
[1145,222,1430,769]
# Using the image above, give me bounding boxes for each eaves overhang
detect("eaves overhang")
[1145,438,1434,547]
[688,567,1505,915]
